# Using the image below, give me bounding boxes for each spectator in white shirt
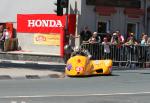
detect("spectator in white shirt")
[102,37,110,59]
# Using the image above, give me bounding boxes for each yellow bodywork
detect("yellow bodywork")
[65,55,113,76]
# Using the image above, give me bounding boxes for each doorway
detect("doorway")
[97,21,110,34]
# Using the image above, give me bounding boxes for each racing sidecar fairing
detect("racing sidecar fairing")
[65,55,113,76]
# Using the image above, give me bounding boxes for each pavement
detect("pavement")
[0,50,64,63]
[0,50,66,79]
[0,59,65,79]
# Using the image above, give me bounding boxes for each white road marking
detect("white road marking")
[11,101,17,103]
[21,101,26,103]
[11,101,26,103]
[2,92,150,99]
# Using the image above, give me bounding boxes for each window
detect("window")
[86,0,96,5]
[97,21,110,33]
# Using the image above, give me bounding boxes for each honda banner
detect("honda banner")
[17,14,76,34]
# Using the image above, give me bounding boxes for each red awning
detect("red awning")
[124,8,144,18]
[95,6,117,16]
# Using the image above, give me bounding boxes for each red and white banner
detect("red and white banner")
[17,14,76,57]
[17,14,76,34]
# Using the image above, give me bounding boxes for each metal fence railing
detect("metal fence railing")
[81,43,150,68]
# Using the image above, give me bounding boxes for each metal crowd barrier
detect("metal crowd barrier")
[81,43,150,68]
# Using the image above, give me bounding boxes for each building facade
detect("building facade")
[0,0,149,55]
[79,0,148,40]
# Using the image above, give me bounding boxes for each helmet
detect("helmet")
[64,45,70,50]
[73,46,79,51]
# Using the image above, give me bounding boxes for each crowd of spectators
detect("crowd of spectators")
[80,27,150,46]
[77,26,150,67]
[64,26,150,67]
[79,26,150,47]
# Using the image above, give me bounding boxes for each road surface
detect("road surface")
[0,69,150,103]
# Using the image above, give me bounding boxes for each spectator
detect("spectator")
[0,24,4,51]
[116,30,125,46]
[111,31,124,46]
[111,31,125,65]
[0,24,4,38]
[125,33,138,68]
[141,34,148,45]
[69,34,75,49]
[140,33,146,42]
[102,37,110,59]
[140,34,149,68]
[0,28,11,51]
[88,32,101,44]
[87,32,100,59]
[146,37,150,67]
[147,37,150,45]
[1,29,10,40]
[105,32,111,42]
[125,33,138,45]
[110,32,118,45]
[80,26,92,44]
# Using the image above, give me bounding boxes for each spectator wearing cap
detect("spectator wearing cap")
[88,32,101,44]
[88,32,101,59]
[110,32,118,45]
[111,31,125,66]
[111,31,124,46]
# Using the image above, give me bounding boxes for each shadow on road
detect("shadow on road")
[67,74,120,78]
[0,62,65,72]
